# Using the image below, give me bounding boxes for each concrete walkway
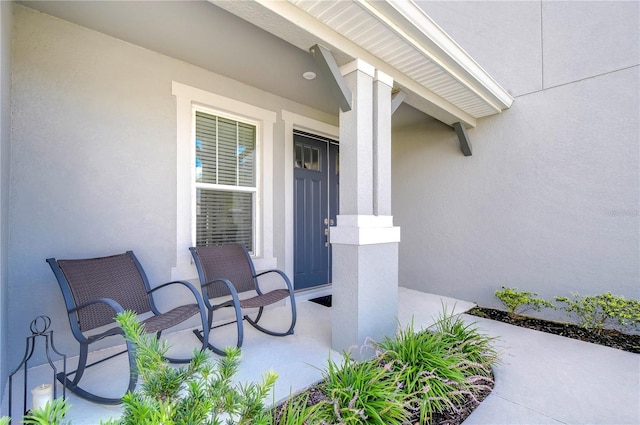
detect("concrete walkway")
[462,314,640,424]
[9,287,639,424]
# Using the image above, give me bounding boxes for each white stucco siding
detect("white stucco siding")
[8,5,334,368]
[416,0,543,98]
[0,0,13,399]
[394,68,639,309]
[393,2,639,310]
[541,1,640,88]
[419,1,640,96]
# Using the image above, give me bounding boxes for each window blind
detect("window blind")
[195,111,256,252]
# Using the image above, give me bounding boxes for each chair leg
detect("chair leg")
[245,299,297,337]
[194,306,244,356]
[56,341,137,405]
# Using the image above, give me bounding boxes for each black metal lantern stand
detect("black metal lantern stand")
[7,316,67,423]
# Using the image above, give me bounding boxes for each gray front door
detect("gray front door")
[293,132,339,290]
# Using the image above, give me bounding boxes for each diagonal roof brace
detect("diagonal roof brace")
[391,91,406,115]
[310,44,352,112]
[453,122,472,157]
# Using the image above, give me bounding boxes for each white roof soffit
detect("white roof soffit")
[213,0,513,127]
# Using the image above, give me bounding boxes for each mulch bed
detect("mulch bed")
[273,381,493,425]
[466,306,640,354]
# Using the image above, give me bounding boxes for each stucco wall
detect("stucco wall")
[0,0,13,402]
[8,5,334,368]
[394,1,639,309]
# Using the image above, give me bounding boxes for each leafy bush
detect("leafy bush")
[22,398,71,425]
[554,292,640,334]
[432,308,499,374]
[495,286,554,317]
[270,391,323,425]
[315,353,410,425]
[0,395,70,425]
[375,312,497,424]
[102,310,277,425]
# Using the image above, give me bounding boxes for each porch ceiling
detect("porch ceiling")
[18,0,512,127]
[213,0,514,127]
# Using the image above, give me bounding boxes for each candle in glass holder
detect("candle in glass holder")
[31,384,53,411]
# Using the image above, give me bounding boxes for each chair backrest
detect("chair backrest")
[190,244,256,299]
[50,252,153,332]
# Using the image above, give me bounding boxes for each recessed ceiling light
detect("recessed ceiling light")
[303,71,317,80]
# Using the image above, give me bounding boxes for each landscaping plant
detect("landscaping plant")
[101,310,277,425]
[22,398,70,425]
[0,397,70,425]
[270,391,323,425]
[554,292,640,334]
[494,286,554,317]
[375,312,497,424]
[315,353,410,425]
[431,307,499,374]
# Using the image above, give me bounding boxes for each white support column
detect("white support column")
[338,59,374,216]
[374,69,393,216]
[331,60,400,358]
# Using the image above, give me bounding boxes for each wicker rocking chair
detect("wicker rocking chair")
[46,251,209,404]
[189,244,296,356]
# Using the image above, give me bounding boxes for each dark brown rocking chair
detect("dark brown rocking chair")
[189,244,296,356]
[47,251,209,405]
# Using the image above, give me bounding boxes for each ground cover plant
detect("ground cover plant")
[468,288,640,353]
[272,309,499,425]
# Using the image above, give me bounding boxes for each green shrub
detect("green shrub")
[315,353,410,425]
[271,391,323,425]
[101,310,277,425]
[495,286,554,317]
[555,292,640,334]
[2,396,70,425]
[432,307,499,373]
[375,313,497,423]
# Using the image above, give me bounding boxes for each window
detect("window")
[294,143,320,170]
[194,111,256,252]
[172,81,276,280]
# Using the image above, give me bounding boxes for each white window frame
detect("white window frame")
[172,82,276,280]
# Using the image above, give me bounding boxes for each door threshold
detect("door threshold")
[294,284,332,303]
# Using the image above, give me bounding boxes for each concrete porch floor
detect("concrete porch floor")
[10,287,640,424]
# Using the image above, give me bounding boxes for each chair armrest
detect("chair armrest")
[67,298,126,343]
[147,280,209,318]
[149,279,200,297]
[69,297,125,315]
[254,269,294,295]
[201,278,243,310]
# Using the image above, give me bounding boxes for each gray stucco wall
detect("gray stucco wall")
[8,5,333,368]
[1,0,13,402]
[394,1,639,309]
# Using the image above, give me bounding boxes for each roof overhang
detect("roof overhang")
[213,0,513,127]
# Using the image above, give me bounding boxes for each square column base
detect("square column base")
[331,241,399,359]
